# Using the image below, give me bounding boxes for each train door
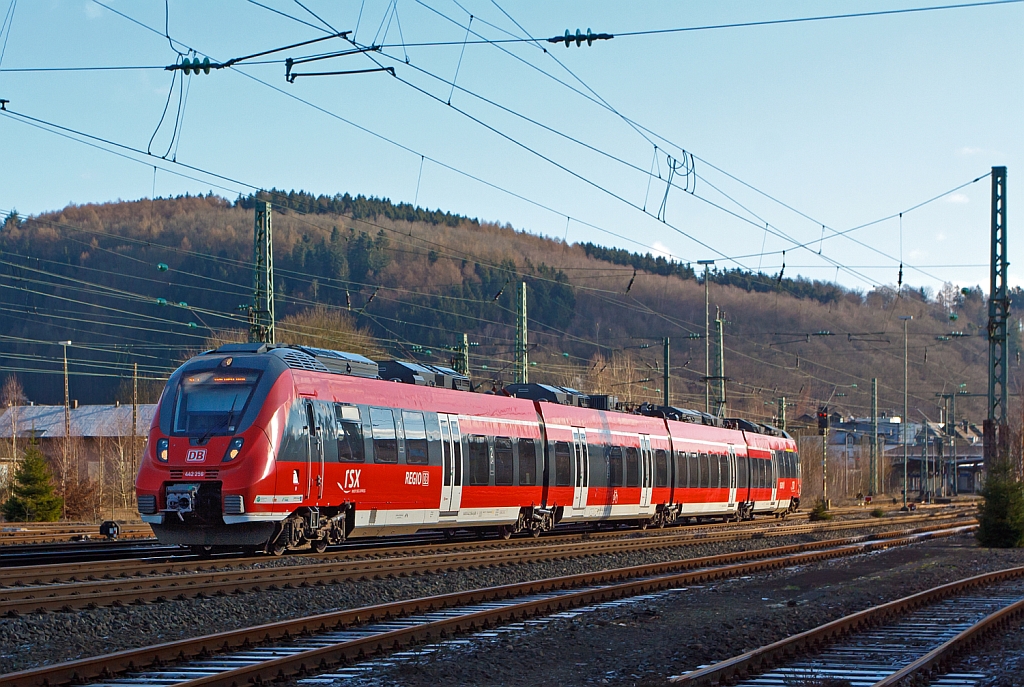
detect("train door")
[439,415,463,515]
[639,435,653,508]
[727,445,737,508]
[769,450,779,510]
[303,400,324,501]
[571,428,589,510]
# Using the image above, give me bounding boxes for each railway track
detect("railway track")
[0,521,974,687]
[0,522,152,545]
[0,506,969,582]
[0,512,974,615]
[670,565,1024,687]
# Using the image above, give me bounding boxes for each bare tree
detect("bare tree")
[0,376,27,499]
[108,414,136,511]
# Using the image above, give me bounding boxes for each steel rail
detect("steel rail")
[0,517,975,615]
[0,508,970,587]
[0,524,972,687]
[669,564,1024,686]
[874,594,1024,686]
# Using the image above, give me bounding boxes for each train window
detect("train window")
[440,420,452,486]
[722,455,731,487]
[625,447,639,487]
[707,454,720,490]
[554,441,572,486]
[736,456,748,489]
[518,438,537,486]
[468,435,490,485]
[699,453,711,488]
[451,420,463,485]
[494,437,514,486]
[674,451,686,489]
[334,404,364,463]
[758,459,767,488]
[655,449,668,488]
[171,369,261,436]
[687,452,699,488]
[370,407,398,463]
[608,446,624,487]
[402,411,428,465]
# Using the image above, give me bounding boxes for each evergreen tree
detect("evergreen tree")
[976,458,1024,548]
[2,442,63,522]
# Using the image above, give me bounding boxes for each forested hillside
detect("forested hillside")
[0,192,1014,427]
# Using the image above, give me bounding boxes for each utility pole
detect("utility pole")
[950,393,957,495]
[132,362,138,501]
[59,340,71,520]
[515,281,528,384]
[663,337,670,407]
[985,166,1008,472]
[937,392,960,496]
[818,407,830,509]
[899,315,913,510]
[777,396,787,432]
[698,260,715,413]
[249,200,275,344]
[713,308,726,417]
[870,378,878,496]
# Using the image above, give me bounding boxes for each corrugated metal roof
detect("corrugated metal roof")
[0,404,157,438]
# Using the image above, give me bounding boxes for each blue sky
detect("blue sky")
[0,0,1020,293]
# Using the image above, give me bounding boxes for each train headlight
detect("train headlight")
[156,438,169,462]
[222,437,244,462]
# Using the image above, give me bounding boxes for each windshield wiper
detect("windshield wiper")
[196,394,240,444]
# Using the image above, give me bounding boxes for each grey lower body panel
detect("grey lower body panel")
[151,521,276,546]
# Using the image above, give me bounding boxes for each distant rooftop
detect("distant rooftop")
[0,404,156,438]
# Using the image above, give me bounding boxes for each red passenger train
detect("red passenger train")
[136,344,801,554]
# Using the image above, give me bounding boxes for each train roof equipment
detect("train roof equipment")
[504,383,589,407]
[377,360,471,391]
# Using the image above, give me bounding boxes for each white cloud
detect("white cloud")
[958,146,983,156]
[650,241,672,258]
[936,232,946,242]
[84,2,103,19]
[945,193,970,204]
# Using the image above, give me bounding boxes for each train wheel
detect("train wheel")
[638,519,649,531]
[189,545,213,559]
[498,525,513,540]
[270,541,288,556]
[531,527,541,538]
[443,528,457,540]
[312,538,328,554]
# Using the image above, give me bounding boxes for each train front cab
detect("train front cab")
[136,349,292,548]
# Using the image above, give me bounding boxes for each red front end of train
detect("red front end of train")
[136,343,800,554]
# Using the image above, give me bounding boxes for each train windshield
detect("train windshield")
[171,370,261,436]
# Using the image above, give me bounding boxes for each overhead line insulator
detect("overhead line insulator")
[546,28,614,47]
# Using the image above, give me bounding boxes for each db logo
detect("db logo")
[404,471,430,486]
[341,469,361,492]
[185,449,207,463]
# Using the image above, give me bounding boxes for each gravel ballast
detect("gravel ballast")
[293,534,1024,687]
[0,517,984,679]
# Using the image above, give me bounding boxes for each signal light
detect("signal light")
[817,406,830,435]
[156,438,169,462]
